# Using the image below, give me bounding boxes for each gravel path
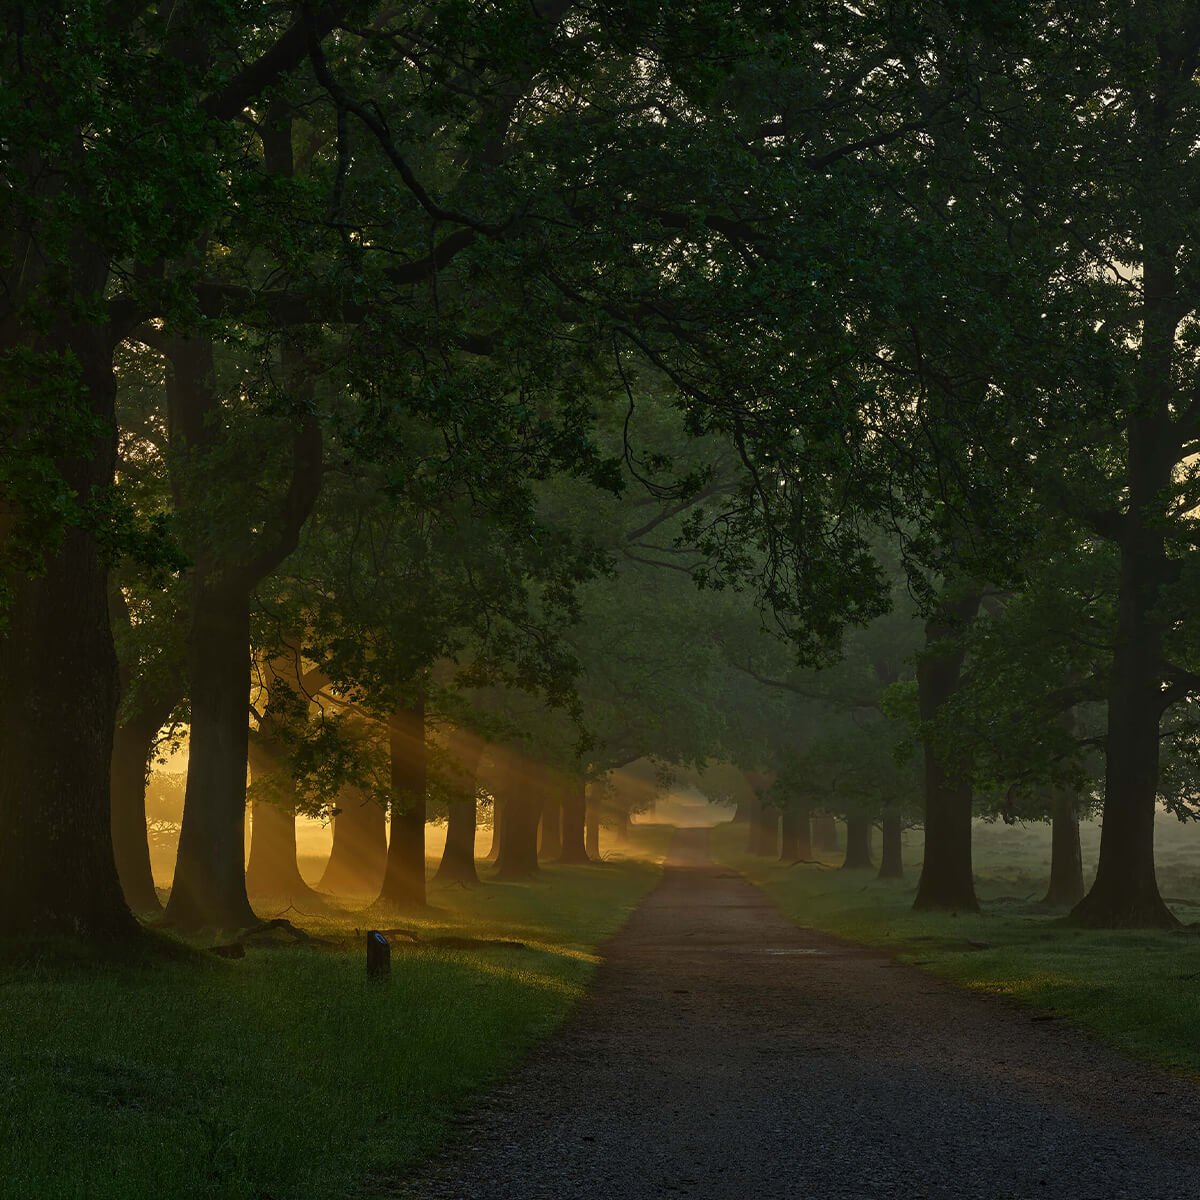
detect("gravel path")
[408,828,1200,1199]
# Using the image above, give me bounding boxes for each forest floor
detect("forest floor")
[0,827,671,1200]
[410,827,1200,1200]
[712,819,1200,1077]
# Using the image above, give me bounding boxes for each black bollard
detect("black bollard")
[366,930,391,981]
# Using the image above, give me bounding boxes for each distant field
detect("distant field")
[713,818,1200,1078]
[0,827,670,1200]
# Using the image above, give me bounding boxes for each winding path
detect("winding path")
[410,829,1200,1199]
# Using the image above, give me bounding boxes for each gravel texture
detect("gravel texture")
[408,829,1200,1199]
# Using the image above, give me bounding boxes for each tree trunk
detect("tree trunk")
[319,789,387,896]
[782,806,813,862]
[877,810,904,880]
[842,816,874,869]
[1042,790,1084,907]
[913,588,982,913]
[110,715,166,913]
[752,803,780,857]
[585,802,601,860]
[495,753,542,879]
[378,697,427,908]
[164,590,257,931]
[559,774,591,864]
[245,796,314,901]
[812,814,839,852]
[434,734,484,886]
[1071,657,1174,925]
[1071,250,1178,928]
[0,348,134,938]
[486,795,504,861]
[539,775,563,861]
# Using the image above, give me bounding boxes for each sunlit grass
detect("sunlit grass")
[0,831,667,1200]
[712,820,1200,1079]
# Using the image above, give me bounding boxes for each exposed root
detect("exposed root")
[362,927,525,950]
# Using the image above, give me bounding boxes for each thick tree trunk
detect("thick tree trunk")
[1042,790,1084,907]
[436,796,479,885]
[779,807,800,861]
[877,810,904,880]
[780,806,812,862]
[751,803,779,857]
[164,590,257,931]
[539,788,563,861]
[1071,252,1178,928]
[842,816,874,869]
[1071,667,1173,925]
[110,715,166,913]
[434,734,484,886]
[486,796,504,861]
[378,697,428,908]
[245,796,313,901]
[319,789,387,896]
[495,753,542,879]
[913,589,982,913]
[812,814,839,852]
[559,774,591,864]
[0,359,134,937]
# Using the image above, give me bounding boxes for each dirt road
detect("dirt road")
[410,829,1200,1199]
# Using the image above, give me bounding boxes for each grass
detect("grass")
[711,818,1200,1079]
[0,826,671,1200]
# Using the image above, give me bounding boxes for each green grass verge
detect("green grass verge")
[0,830,669,1200]
[711,820,1200,1078]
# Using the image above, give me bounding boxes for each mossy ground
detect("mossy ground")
[712,819,1200,1078]
[0,826,671,1200]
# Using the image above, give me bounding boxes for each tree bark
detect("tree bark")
[751,803,780,857]
[1042,790,1084,907]
[434,733,485,886]
[780,806,813,862]
[164,589,258,931]
[585,803,601,861]
[913,588,982,913]
[559,773,592,864]
[110,714,167,913]
[539,772,563,860]
[0,339,134,937]
[877,809,904,880]
[842,816,874,869]
[319,788,387,896]
[1070,248,1179,927]
[495,752,542,879]
[378,696,428,908]
[486,795,504,861]
[245,795,314,901]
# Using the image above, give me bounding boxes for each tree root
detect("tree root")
[363,927,526,950]
[787,858,833,869]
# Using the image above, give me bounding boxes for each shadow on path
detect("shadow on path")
[408,828,1200,1199]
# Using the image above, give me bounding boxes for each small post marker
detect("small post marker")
[366,930,391,980]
